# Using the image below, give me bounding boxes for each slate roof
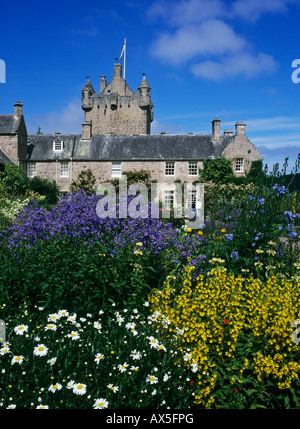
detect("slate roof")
[26,134,234,161]
[0,115,20,135]
[0,147,16,164]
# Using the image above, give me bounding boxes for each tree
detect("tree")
[70,168,96,195]
[198,157,235,184]
[27,176,60,206]
[0,163,28,195]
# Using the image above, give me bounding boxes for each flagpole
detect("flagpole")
[123,38,126,79]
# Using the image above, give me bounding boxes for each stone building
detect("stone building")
[0,61,262,207]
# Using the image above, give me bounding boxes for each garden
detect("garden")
[0,157,300,409]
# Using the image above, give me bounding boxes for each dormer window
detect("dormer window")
[53,140,63,151]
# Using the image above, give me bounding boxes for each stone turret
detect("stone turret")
[81,62,154,136]
[81,79,95,112]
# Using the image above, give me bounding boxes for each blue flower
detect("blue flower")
[230,251,239,261]
[225,234,233,241]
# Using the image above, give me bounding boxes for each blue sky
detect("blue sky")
[0,0,300,173]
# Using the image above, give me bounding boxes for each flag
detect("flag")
[119,39,126,60]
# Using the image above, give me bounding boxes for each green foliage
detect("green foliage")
[27,176,60,206]
[198,157,235,184]
[0,164,28,196]
[107,170,153,193]
[70,168,96,195]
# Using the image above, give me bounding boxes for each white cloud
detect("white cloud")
[147,0,227,26]
[26,99,83,135]
[231,0,297,22]
[151,20,246,65]
[191,52,278,80]
[147,0,296,80]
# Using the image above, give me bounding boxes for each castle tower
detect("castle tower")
[81,63,154,137]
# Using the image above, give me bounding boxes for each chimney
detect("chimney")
[223,129,233,136]
[100,75,107,93]
[14,101,23,119]
[82,121,92,140]
[235,122,246,136]
[212,117,220,141]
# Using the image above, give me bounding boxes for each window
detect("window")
[187,190,196,209]
[60,162,69,177]
[235,158,244,172]
[188,161,198,176]
[53,140,63,151]
[165,162,175,176]
[27,162,36,178]
[164,190,174,209]
[111,162,122,178]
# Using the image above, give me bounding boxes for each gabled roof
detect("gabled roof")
[0,147,17,164]
[0,115,21,135]
[26,133,233,162]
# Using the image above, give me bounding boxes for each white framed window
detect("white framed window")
[60,162,69,177]
[111,162,122,178]
[235,158,244,172]
[27,162,36,178]
[188,161,198,176]
[164,190,174,209]
[165,162,175,176]
[187,190,196,209]
[53,140,63,151]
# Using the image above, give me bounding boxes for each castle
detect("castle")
[0,61,262,207]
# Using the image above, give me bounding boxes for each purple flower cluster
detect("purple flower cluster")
[1,191,206,272]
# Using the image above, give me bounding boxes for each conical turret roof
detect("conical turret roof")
[82,78,95,92]
[138,75,150,89]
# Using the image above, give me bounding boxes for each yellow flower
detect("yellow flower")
[136,242,143,247]
[186,228,192,233]
[198,231,203,236]
[221,228,226,233]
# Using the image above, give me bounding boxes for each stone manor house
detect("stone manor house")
[0,61,262,208]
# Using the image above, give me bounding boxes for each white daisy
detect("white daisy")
[48,383,62,393]
[94,321,102,332]
[73,383,87,395]
[93,398,109,409]
[130,366,139,372]
[148,336,159,349]
[118,363,128,373]
[14,325,28,335]
[11,355,24,365]
[6,405,16,409]
[48,313,60,322]
[45,324,57,331]
[146,375,158,385]
[94,353,104,364]
[130,350,142,360]
[107,384,119,393]
[67,331,80,340]
[36,405,49,409]
[0,345,10,355]
[157,344,167,352]
[66,380,76,389]
[47,357,57,366]
[67,314,77,323]
[58,309,69,318]
[33,344,48,357]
